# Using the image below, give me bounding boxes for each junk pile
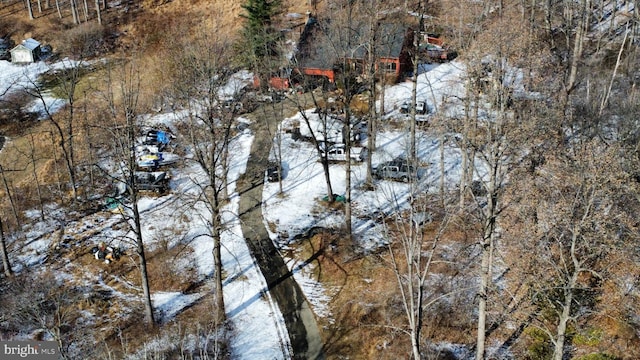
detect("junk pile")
[91,242,123,264]
[136,128,179,170]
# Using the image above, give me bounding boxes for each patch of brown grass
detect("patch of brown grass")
[146,244,198,293]
[285,215,480,358]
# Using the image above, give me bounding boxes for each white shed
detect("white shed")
[10,38,41,64]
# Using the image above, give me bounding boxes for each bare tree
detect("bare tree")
[2,272,87,359]
[167,32,239,324]
[508,141,639,360]
[24,65,82,202]
[384,193,456,359]
[22,25,108,203]
[99,59,155,325]
[455,16,540,358]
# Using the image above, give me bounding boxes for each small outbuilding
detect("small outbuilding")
[10,38,41,64]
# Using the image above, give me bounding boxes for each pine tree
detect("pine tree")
[237,0,282,69]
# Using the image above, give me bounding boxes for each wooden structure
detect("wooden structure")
[293,16,413,85]
[10,38,41,64]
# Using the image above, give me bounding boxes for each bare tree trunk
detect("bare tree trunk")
[211,209,226,323]
[29,132,45,221]
[49,132,64,199]
[344,111,353,243]
[26,0,34,19]
[127,117,155,325]
[0,166,20,229]
[475,156,498,360]
[83,0,89,22]
[409,23,421,164]
[365,114,378,190]
[553,272,577,360]
[104,60,157,326]
[0,217,12,277]
[133,203,155,325]
[378,68,385,117]
[599,27,628,114]
[30,64,82,203]
[276,125,283,194]
[208,125,227,324]
[365,17,378,190]
[95,0,101,25]
[83,99,96,190]
[55,0,62,18]
[565,0,587,95]
[49,124,78,202]
[70,0,79,24]
[389,195,451,359]
[439,131,445,205]
[459,143,468,210]
[300,110,334,201]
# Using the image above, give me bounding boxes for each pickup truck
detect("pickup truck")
[400,100,428,115]
[373,159,426,182]
[319,144,367,162]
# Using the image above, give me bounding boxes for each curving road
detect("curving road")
[237,97,324,360]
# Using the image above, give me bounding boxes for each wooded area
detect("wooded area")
[0,0,639,359]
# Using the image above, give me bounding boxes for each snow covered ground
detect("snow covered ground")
[1,57,473,358]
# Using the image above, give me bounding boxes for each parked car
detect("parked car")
[319,143,367,162]
[266,163,281,182]
[373,159,425,182]
[400,100,428,115]
[421,43,457,63]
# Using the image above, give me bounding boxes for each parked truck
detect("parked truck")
[400,99,429,115]
[319,143,368,163]
[135,171,170,194]
[373,159,426,182]
[114,171,171,196]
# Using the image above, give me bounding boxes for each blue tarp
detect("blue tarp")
[156,131,169,144]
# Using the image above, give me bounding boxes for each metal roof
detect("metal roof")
[22,38,40,51]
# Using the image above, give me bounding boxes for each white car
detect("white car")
[319,143,367,162]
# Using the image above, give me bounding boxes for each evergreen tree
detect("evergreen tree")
[237,0,282,69]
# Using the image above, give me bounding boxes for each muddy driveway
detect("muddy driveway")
[237,96,323,360]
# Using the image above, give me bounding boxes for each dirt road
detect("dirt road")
[237,95,324,360]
